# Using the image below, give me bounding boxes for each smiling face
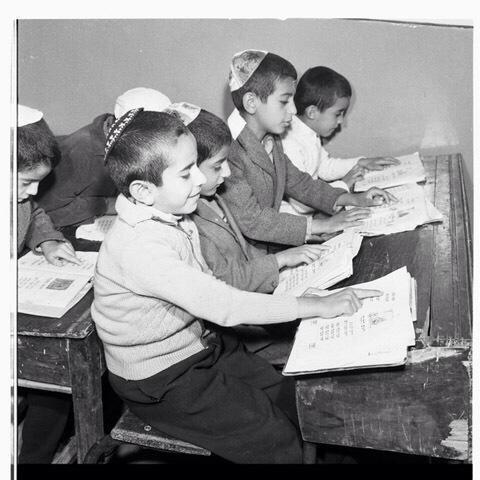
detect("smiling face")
[309,96,350,138]
[17,163,51,203]
[251,77,297,138]
[150,132,206,215]
[198,145,231,197]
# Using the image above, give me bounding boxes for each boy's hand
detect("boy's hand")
[342,164,366,189]
[312,208,371,234]
[338,188,397,208]
[300,287,383,318]
[358,156,400,171]
[40,240,81,266]
[275,244,330,269]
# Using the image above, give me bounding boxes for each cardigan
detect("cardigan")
[191,195,279,293]
[220,125,346,252]
[91,194,299,380]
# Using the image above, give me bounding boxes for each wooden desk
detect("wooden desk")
[17,234,105,463]
[294,154,472,462]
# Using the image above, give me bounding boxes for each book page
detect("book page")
[283,267,416,375]
[354,152,426,192]
[75,214,117,242]
[18,251,98,277]
[274,230,362,296]
[353,183,440,236]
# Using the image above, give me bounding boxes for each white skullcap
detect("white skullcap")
[229,49,268,92]
[18,105,43,127]
[114,87,172,119]
[227,108,246,140]
[163,102,201,126]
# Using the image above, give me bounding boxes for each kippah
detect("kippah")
[229,49,268,92]
[18,105,43,127]
[114,87,171,119]
[163,102,201,126]
[104,108,143,162]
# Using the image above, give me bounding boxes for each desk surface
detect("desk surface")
[294,153,472,461]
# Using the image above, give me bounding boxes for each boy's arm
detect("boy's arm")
[198,233,280,293]
[221,155,309,246]
[316,146,362,181]
[25,202,66,251]
[284,154,346,214]
[122,237,299,327]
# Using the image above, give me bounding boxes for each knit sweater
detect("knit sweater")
[91,195,299,380]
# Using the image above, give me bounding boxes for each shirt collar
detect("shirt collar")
[115,194,182,227]
[291,115,319,142]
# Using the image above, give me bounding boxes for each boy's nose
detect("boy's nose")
[193,165,207,186]
[288,99,297,115]
[221,161,231,179]
[26,182,39,197]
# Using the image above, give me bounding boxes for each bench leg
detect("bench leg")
[83,435,121,464]
[302,441,317,464]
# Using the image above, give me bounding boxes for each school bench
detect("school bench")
[257,153,472,463]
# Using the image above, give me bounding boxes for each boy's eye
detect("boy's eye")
[213,165,222,172]
[280,101,288,105]
[181,173,191,179]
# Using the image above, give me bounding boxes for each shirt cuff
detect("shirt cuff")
[330,180,350,192]
[304,216,313,242]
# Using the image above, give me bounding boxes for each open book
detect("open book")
[18,251,98,318]
[75,214,117,242]
[283,267,417,376]
[273,229,363,296]
[354,152,426,192]
[353,183,443,237]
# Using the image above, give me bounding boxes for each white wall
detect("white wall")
[18,18,473,213]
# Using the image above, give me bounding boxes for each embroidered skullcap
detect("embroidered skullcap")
[162,102,201,126]
[18,105,43,127]
[229,49,268,92]
[114,87,171,119]
[104,108,144,162]
[227,108,246,140]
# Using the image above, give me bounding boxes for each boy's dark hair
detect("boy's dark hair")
[17,118,60,172]
[294,66,352,115]
[231,53,297,113]
[188,110,232,164]
[105,111,190,197]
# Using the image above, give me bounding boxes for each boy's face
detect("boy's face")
[17,163,51,203]
[254,77,297,136]
[311,96,350,138]
[198,145,231,197]
[151,133,206,215]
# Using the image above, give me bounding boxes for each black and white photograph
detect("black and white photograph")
[5,1,476,475]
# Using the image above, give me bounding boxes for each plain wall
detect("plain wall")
[17,18,473,213]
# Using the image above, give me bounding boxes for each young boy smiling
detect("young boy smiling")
[92,108,382,463]
[221,50,395,253]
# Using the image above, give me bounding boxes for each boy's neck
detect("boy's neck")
[243,114,269,141]
[297,114,317,134]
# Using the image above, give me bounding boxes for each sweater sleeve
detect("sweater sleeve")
[25,202,66,251]
[198,232,280,293]
[121,236,298,327]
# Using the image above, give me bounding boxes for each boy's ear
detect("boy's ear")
[304,105,319,120]
[242,92,258,115]
[129,180,155,205]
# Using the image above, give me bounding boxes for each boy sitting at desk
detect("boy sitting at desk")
[220,50,395,254]
[184,104,328,293]
[91,108,381,463]
[17,105,79,463]
[37,87,171,228]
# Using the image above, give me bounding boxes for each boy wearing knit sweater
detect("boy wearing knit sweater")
[92,109,381,463]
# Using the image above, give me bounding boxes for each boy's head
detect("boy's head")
[294,66,352,138]
[17,105,59,203]
[229,50,297,136]
[187,109,232,197]
[104,109,205,215]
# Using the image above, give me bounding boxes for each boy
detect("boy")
[188,107,328,293]
[221,50,395,253]
[280,66,399,216]
[37,87,171,227]
[92,108,381,463]
[17,105,79,463]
